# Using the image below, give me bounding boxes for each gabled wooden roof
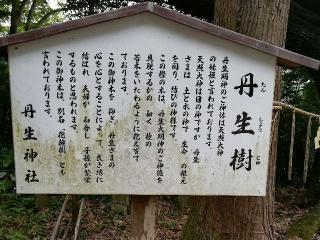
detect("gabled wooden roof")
[0,2,319,70]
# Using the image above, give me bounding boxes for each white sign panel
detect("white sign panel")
[9,13,276,196]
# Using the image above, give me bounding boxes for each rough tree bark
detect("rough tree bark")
[25,0,38,31]
[10,0,29,34]
[181,0,291,239]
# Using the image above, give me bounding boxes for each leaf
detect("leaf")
[9,173,15,182]
[0,171,6,179]
[0,179,14,193]
[0,148,14,168]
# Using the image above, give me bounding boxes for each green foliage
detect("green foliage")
[0,57,11,148]
[19,0,66,31]
[0,0,66,35]
[0,193,52,239]
[0,179,14,193]
[65,0,172,19]
[0,147,13,169]
[159,219,177,230]
[0,147,14,193]
[66,0,129,18]
[0,0,10,36]
[286,201,320,240]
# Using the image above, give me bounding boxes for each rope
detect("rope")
[303,117,312,183]
[272,107,281,123]
[288,111,295,181]
[273,101,320,119]
[272,101,318,183]
[273,106,282,110]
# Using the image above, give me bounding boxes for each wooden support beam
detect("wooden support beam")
[61,218,72,240]
[50,195,70,240]
[131,195,155,240]
[74,198,84,240]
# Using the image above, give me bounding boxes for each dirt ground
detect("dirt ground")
[44,187,318,240]
[274,188,309,240]
[47,196,189,240]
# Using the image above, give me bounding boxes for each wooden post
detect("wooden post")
[72,195,80,228]
[131,195,155,240]
[35,194,49,210]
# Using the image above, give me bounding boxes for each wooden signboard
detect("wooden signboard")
[3,3,319,196]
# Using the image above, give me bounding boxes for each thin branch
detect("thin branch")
[34,7,68,28]
[25,0,38,31]
[18,0,30,17]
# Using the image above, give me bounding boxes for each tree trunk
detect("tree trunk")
[10,0,29,35]
[10,0,21,35]
[181,1,291,239]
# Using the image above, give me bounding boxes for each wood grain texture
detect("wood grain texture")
[0,2,318,70]
[131,196,155,240]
